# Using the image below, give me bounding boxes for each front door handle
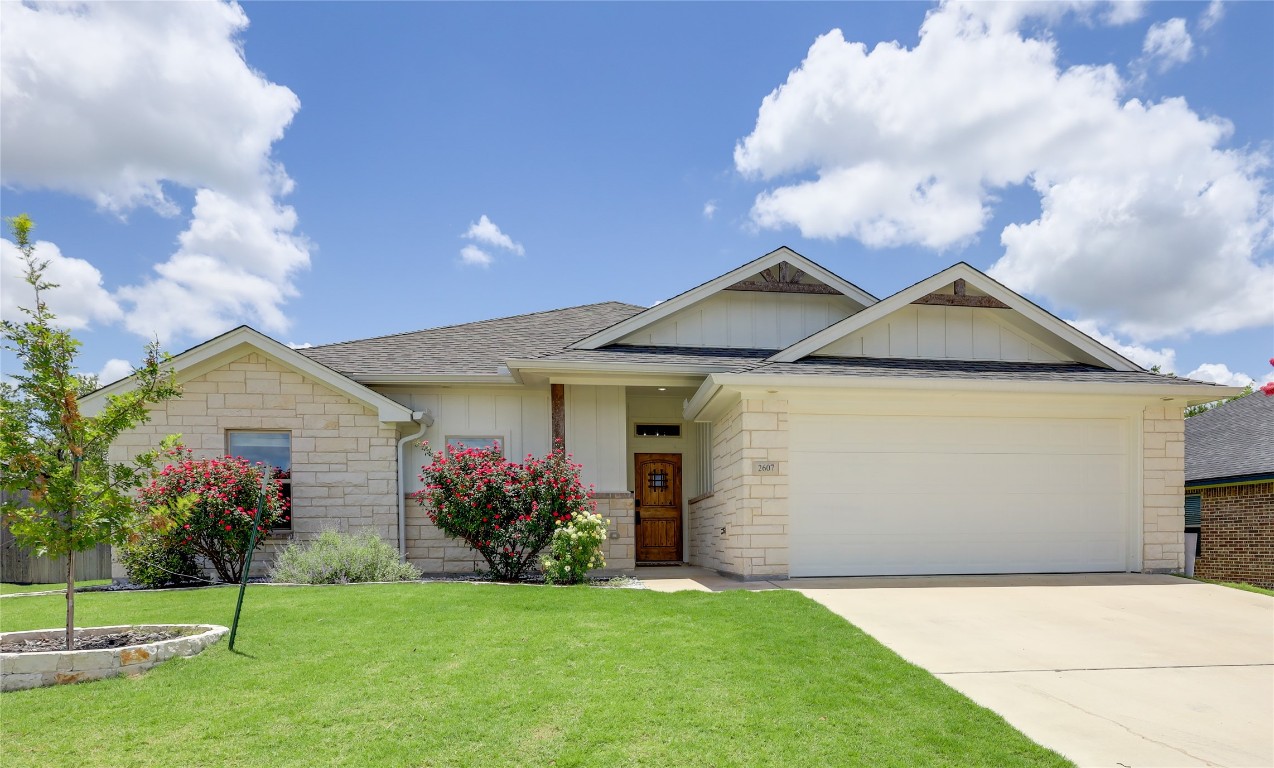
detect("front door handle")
[635,510,641,525]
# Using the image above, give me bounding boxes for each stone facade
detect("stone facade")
[109,352,401,577]
[1193,482,1274,589]
[1,624,226,692]
[688,397,789,579]
[1142,405,1187,573]
[403,490,635,575]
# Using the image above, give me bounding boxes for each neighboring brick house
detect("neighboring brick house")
[1185,392,1274,589]
[85,247,1237,580]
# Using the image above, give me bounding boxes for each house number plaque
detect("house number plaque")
[752,461,779,475]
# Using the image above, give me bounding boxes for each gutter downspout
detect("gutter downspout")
[396,410,433,560]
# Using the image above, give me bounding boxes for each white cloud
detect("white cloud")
[1,238,123,330]
[703,201,718,220]
[459,245,494,269]
[1184,362,1250,386]
[1199,0,1224,31]
[1141,18,1193,72]
[462,215,524,256]
[735,1,1273,342]
[286,341,313,350]
[97,358,133,386]
[1068,319,1176,371]
[0,1,309,343]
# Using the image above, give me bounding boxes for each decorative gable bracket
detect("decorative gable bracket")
[911,279,1010,309]
[725,261,840,295]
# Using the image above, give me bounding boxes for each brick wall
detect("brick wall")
[1193,482,1274,589]
[1142,405,1186,572]
[109,352,401,577]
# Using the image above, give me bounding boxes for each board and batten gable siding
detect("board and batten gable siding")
[380,386,552,495]
[813,305,1072,362]
[616,291,858,349]
[107,352,401,577]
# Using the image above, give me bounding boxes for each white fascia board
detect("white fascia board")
[768,263,1141,371]
[709,372,1242,403]
[80,326,415,423]
[352,374,521,385]
[507,358,710,387]
[568,246,877,350]
[682,375,723,421]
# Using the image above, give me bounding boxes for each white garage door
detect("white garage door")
[789,412,1132,577]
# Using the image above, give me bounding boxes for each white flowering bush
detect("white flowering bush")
[540,509,608,585]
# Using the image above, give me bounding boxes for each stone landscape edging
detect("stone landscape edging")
[0,623,228,692]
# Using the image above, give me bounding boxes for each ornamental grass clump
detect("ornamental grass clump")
[412,441,594,581]
[541,509,608,585]
[270,530,421,584]
[138,447,289,583]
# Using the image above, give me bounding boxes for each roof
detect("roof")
[768,262,1141,370]
[1185,392,1274,483]
[298,302,644,378]
[744,357,1224,385]
[569,246,877,350]
[528,345,773,371]
[80,326,416,423]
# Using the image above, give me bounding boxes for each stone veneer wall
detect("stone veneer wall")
[687,397,789,579]
[1193,482,1274,589]
[108,352,400,577]
[1142,405,1186,573]
[404,491,635,574]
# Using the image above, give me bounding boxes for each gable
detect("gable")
[617,286,860,349]
[770,264,1140,370]
[814,304,1073,362]
[573,247,876,351]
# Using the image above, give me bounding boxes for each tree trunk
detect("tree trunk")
[65,548,76,651]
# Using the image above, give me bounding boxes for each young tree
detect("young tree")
[0,214,181,650]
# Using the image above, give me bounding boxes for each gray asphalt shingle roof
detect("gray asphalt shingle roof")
[297,302,644,377]
[531,345,775,370]
[744,357,1224,385]
[1185,392,1274,482]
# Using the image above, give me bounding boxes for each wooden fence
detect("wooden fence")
[0,491,114,584]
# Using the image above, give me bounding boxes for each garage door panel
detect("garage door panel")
[795,415,1127,455]
[789,412,1132,577]
[799,453,1125,495]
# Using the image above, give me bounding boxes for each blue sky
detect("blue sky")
[2,1,1271,387]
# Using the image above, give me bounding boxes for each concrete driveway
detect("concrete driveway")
[790,574,1274,768]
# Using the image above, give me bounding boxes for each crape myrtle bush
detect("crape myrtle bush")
[135,447,289,583]
[271,529,421,584]
[412,441,595,581]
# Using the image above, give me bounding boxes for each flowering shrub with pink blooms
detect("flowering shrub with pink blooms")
[136,447,289,582]
[412,441,594,581]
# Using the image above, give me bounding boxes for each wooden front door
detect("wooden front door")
[635,453,682,563]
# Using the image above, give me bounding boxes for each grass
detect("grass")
[1175,574,1274,597]
[0,580,111,595]
[0,583,1069,767]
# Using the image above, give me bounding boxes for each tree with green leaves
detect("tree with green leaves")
[1,214,182,650]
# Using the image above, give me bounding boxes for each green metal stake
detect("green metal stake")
[229,472,269,651]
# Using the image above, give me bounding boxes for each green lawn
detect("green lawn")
[0,580,111,595]
[0,583,1069,767]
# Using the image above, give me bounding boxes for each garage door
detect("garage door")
[789,412,1132,577]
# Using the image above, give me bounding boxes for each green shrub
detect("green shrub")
[541,509,608,585]
[269,530,421,584]
[118,532,201,589]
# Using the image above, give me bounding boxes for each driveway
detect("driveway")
[790,574,1274,768]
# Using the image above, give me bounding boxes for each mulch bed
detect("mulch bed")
[1,629,183,654]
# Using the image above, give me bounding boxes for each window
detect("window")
[445,436,503,456]
[635,423,681,438]
[227,431,292,530]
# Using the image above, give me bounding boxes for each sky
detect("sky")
[1,0,1271,389]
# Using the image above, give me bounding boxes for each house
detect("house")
[84,247,1238,580]
[1185,392,1274,589]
